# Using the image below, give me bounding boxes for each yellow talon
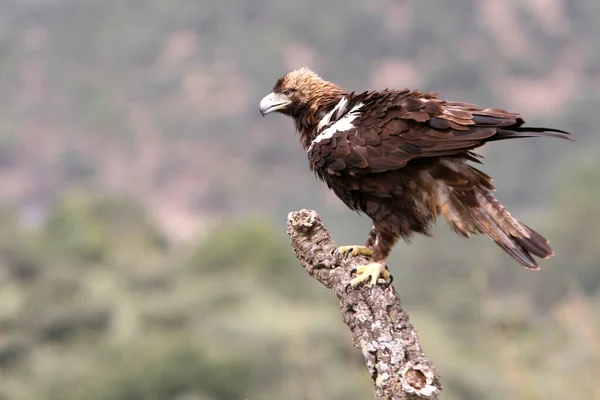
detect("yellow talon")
[349,262,391,287]
[336,245,373,258]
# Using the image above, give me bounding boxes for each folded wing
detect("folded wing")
[308,90,571,175]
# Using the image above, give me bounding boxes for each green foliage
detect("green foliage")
[41,191,168,264]
[191,217,290,273]
[187,217,316,299]
[552,160,600,295]
[0,193,376,400]
[50,341,253,400]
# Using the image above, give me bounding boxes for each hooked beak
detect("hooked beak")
[259,92,291,116]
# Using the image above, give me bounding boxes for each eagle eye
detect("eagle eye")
[282,89,294,96]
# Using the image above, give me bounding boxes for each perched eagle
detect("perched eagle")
[259,67,572,288]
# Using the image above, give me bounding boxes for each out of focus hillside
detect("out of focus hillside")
[0,1,599,399]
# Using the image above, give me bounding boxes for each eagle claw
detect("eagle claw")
[345,262,392,290]
[335,245,373,259]
[383,273,394,288]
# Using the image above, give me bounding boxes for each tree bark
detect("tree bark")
[287,209,442,400]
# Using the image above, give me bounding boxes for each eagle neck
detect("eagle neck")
[294,92,345,151]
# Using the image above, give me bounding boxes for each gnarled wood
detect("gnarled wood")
[287,209,441,399]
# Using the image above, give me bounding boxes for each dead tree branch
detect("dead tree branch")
[287,209,442,400]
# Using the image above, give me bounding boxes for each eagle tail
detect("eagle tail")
[430,160,555,269]
[488,127,574,142]
[453,189,554,269]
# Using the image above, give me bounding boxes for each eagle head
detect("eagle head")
[259,67,344,119]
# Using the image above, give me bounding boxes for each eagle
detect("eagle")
[259,67,572,288]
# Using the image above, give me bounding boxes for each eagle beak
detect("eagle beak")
[259,92,291,116]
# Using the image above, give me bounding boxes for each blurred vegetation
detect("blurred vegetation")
[0,0,599,399]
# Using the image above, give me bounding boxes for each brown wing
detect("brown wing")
[309,90,571,175]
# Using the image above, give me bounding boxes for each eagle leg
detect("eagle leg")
[334,224,378,259]
[335,245,373,258]
[348,262,391,287]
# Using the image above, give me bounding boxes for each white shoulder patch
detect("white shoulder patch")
[316,107,336,133]
[310,101,363,152]
[316,97,349,132]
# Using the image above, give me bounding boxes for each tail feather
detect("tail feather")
[473,209,542,269]
[459,190,553,269]
[514,224,555,259]
[490,127,574,142]
[444,191,553,269]
[431,160,556,269]
[471,123,567,263]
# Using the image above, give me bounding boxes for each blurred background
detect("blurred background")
[0,0,599,399]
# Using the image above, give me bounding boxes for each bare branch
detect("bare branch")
[287,209,442,400]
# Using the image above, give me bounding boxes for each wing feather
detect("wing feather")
[308,90,571,175]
